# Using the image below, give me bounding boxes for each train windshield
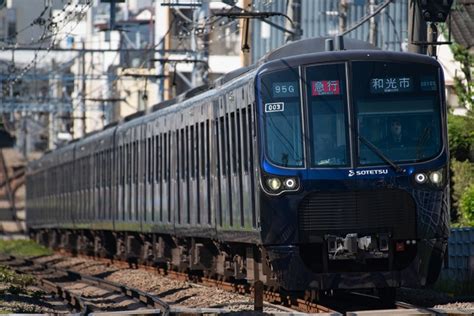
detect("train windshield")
[353,62,442,165]
[305,63,349,167]
[260,67,304,167]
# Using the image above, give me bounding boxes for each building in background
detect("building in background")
[0,0,469,155]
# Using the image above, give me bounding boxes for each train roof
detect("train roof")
[33,36,440,165]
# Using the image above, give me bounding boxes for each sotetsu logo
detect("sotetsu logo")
[348,169,389,177]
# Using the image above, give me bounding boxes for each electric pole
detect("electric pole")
[155,0,169,102]
[286,0,302,42]
[408,0,427,54]
[369,0,378,46]
[339,0,348,34]
[191,0,209,87]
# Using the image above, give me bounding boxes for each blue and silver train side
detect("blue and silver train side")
[255,38,449,291]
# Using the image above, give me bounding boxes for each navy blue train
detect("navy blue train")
[26,37,449,297]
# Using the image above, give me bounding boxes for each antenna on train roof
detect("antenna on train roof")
[335,35,344,51]
[325,39,334,52]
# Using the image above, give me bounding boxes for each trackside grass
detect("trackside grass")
[0,239,52,257]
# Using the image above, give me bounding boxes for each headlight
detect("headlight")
[284,178,297,189]
[414,173,428,184]
[266,178,282,191]
[429,171,443,184]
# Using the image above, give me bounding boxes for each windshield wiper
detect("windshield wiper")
[358,135,403,173]
[415,126,432,159]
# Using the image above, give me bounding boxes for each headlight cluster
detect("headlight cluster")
[264,176,299,194]
[414,169,444,185]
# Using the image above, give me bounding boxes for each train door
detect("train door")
[144,122,153,228]
[189,118,199,228]
[177,123,188,232]
[197,102,213,234]
[105,146,111,226]
[124,131,131,225]
[117,133,124,226]
[216,96,230,231]
[161,118,172,231]
[94,149,99,224]
[132,127,140,227]
[228,91,243,231]
[137,124,145,231]
[152,120,162,227]
[170,121,180,234]
[239,85,257,230]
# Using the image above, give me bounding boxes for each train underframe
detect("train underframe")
[30,228,279,289]
[29,228,446,296]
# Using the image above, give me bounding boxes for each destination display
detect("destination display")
[272,81,298,98]
[311,80,341,96]
[370,77,413,93]
[420,76,437,91]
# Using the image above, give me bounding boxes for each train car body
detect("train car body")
[26,37,449,294]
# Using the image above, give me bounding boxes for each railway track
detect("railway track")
[1,256,170,314]
[1,255,316,315]
[3,254,465,315]
[38,253,423,314]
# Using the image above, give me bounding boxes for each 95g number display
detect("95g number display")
[272,82,298,97]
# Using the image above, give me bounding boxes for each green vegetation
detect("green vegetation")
[448,40,474,227]
[451,43,473,111]
[459,185,474,226]
[0,265,35,295]
[448,114,474,161]
[0,265,45,314]
[0,240,52,257]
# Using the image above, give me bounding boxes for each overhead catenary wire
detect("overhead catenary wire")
[341,0,393,36]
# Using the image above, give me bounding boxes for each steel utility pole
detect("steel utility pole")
[155,0,169,103]
[191,0,209,87]
[369,0,378,46]
[408,0,427,54]
[339,0,348,34]
[286,0,302,42]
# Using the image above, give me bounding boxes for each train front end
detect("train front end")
[256,51,449,292]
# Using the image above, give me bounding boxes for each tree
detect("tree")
[451,43,474,111]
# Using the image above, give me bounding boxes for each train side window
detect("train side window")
[134,141,138,184]
[155,134,162,182]
[102,151,106,187]
[185,126,189,180]
[131,142,134,184]
[120,146,123,184]
[196,123,199,178]
[126,143,130,184]
[107,150,110,186]
[148,137,152,183]
[236,110,242,173]
[200,121,205,177]
[116,147,119,186]
[122,145,126,185]
[220,116,226,176]
[248,104,254,160]
[180,129,184,179]
[103,152,106,188]
[191,124,195,179]
[242,108,248,172]
[230,112,237,173]
[142,138,146,182]
[136,140,140,183]
[226,113,232,175]
[164,133,168,182]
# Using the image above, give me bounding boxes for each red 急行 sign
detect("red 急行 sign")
[311,80,341,96]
